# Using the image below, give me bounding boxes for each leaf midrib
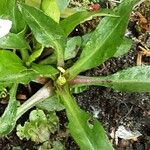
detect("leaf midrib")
[66,97,95,150]
[107,80,150,84]
[23,6,62,51]
[12,0,17,32]
[69,9,129,77]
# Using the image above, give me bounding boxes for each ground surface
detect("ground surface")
[0,0,149,150]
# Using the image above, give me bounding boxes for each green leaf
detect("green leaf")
[70,86,88,94]
[0,50,28,80]
[26,44,44,66]
[0,69,38,89]
[66,0,137,80]
[101,66,150,92]
[0,33,29,49]
[31,63,58,78]
[0,0,10,17]
[81,35,132,59]
[0,84,18,136]
[60,7,81,18]
[0,51,58,88]
[41,0,60,23]
[39,36,82,65]
[17,109,49,142]
[0,0,26,33]
[0,50,36,86]
[113,38,132,57]
[60,9,117,37]
[81,34,132,58]
[71,66,150,92]
[17,110,59,143]
[56,0,69,13]
[36,95,64,111]
[21,4,66,66]
[25,0,41,8]
[64,36,82,60]
[39,53,57,65]
[103,66,150,92]
[9,0,26,33]
[81,32,92,48]
[52,141,65,150]
[38,141,65,150]
[57,85,113,150]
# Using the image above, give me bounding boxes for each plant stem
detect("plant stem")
[16,81,54,120]
[56,84,94,149]
[69,75,107,87]
[39,53,57,65]
[20,49,29,62]
[56,44,64,67]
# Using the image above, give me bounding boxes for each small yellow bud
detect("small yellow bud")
[57,75,66,86]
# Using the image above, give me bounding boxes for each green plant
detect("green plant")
[16,109,64,149]
[0,0,148,149]
[16,109,59,143]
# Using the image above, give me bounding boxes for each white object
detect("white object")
[115,125,142,140]
[91,106,101,118]
[0,19,12,38]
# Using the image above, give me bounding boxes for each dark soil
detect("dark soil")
[0,1,149,150]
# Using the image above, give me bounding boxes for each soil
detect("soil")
[0,0,149,150]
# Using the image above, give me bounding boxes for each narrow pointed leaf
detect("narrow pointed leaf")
[60,9,117,36]
[0,0,8,16]
[0,0,26,33]
[70,86,88,94]
[0,84,18,136]
[57,85,113,150]
[64,36,81,60]
[21,4,66,66]
[81,35,133,58]
[56,0,69,13]
[0,50,36,86]
[66,0,137,80]
[36,95,64,111]
[9,0,26,33]
[41,0,60,23]
[71,66,150,92]
[0,33,29,49]
[0,50,28,79]
[0,51,58,88]
[31,63,58,78]
[25,0,41,8]
[38,36,82,65]
[96,66,150,92]
[60,7,81,18]
[26,44,44,66]
[113,38,132,57]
